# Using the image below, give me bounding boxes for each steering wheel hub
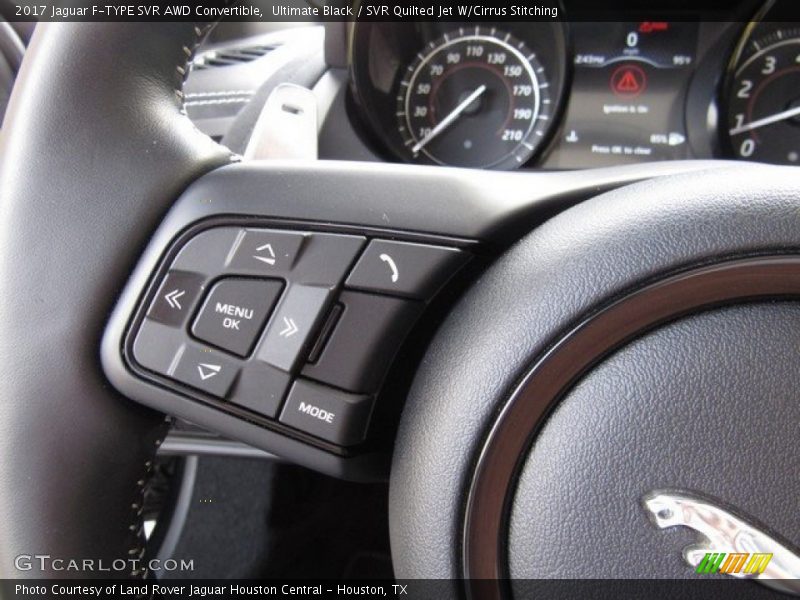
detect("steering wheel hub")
[390,168,800,595]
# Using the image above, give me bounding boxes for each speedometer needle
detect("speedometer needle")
[729,105,800,135]
[412,84,487,155]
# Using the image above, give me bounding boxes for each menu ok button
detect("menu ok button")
[192,277,283,357]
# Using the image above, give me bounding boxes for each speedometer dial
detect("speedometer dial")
[725,27,800,164]
[397,28,553,169]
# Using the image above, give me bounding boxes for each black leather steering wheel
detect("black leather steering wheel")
[1,23,798,593]
[0,22,231,576]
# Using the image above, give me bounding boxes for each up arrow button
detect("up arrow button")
[253,243,277,265]
[229,229,306,275]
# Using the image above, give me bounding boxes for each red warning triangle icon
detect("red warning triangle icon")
[611,65,646,97]
[616,70,640,92]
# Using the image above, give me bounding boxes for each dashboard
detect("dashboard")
[347,1,800,169]
[3,6,798,173]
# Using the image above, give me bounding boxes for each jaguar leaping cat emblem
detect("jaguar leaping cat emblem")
[643,490,800,596]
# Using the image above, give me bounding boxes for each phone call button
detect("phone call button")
[345,240,469,300]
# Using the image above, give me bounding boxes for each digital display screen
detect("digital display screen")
[542,22,699,168]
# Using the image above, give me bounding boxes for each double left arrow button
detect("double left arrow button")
[147,270,205,328]
[164,289,185,310]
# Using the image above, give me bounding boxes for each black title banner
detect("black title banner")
[2,0,798,22]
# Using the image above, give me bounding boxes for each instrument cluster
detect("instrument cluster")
[350,22,568,169]
[724,21,800,164]
[349,2,800,170]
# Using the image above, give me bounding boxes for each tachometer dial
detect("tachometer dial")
[725,27,800,164]
[397,27,553,169]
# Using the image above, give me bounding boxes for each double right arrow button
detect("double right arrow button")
[257,284,332,373]
[279,316,299,338]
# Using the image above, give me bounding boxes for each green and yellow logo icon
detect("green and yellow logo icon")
[695,552,773,575]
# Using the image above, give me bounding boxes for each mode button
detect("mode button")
[279,379,372,446]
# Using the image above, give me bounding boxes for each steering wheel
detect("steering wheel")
[1,23,798,593]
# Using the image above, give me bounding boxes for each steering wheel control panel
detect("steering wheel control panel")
[122,224,469,457]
